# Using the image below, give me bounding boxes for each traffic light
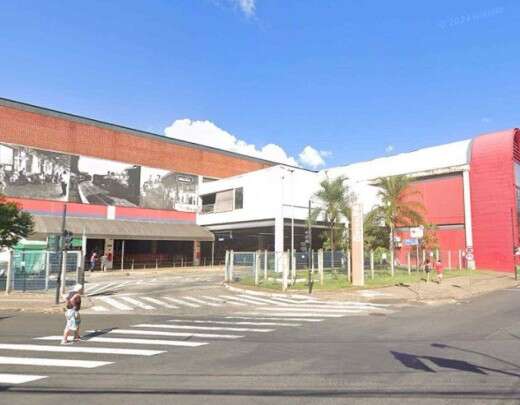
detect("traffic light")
[62,230,73,250]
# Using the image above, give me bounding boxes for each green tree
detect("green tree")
[364,208,389,252]
[0,195,34,248]
[373,175,425,276]
[312,176,353,252]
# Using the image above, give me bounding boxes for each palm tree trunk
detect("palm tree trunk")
[389,225,395,277]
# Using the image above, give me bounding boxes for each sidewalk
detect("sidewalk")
[0,292,69,314]
[228,271,520,305]
[307,271,520,304]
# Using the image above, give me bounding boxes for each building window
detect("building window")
[234,187,243,210]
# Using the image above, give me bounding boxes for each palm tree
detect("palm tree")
[312,176,353,254]
[373,175,425,276]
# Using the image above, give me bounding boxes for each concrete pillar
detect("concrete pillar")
[274,215,284,274]
[462,170,476,269]
[407,251,411,274]
[254,251,260,286]
[264,250,268,281]
[318,248,324,286]
[193,240,201,266]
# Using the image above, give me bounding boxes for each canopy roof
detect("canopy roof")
[31,216,214,242]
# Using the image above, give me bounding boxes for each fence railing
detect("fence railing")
[223,248,473,291]
[1,250,83,293]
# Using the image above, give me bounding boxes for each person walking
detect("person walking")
[424,258,432,283]
[61,284,83,344]
[435,259,444,283]
[89,251,98,272]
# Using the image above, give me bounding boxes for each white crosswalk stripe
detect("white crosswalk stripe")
[140,296,178,309]
[98,296,134,311]
[225,316,324,322]
[183,297,221,307]
[168,319,300,327]
[134,323,274,333]
[0,343,164,356]
[90,329,243,339]
[242,312,344,318]
[162,296,200,308]
[257,307,364,314]
[119,296,155,310]
[35,336,208,347]
[0,373,47,384]
[0,356,112,368]
[218,295,266,305]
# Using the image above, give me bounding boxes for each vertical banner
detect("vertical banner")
[351,202,364,286]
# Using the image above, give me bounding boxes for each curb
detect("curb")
[223,284,314,299]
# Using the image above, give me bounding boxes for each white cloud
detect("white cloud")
[164,118,298,166]
[385,144,394,153]
[299,146,327,169]
[229,0,255,17]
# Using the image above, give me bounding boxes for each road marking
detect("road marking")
[93,329,243,339]
[140,297,178,309]
[257,307,364,313]
[262,304,379,310]
[98,296,134,311]
[134,323,273,333]
[4,343,164,356]
[0,356,112,369]
[226,316,323,322]
[261,297,308,304]
[237,294,288,305]
[218,295,264,305]
[36,336,207,347]
[302,300,389,308]
[91,306,109,312]
[183,297,221,307]
[168,319,300,327]
[200,296,237,305]
[0,373,47,384]
[242,312,344,318]
[162,297,200,308]
[88,282,119,295]
[119,296,155,310]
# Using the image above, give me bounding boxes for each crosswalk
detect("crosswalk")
[84,276,208,296]
[86,291,392,317]
[0,294,390,388]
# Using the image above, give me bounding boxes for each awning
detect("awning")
[30,216,214,242]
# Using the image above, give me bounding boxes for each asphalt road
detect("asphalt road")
[2,284,520,404]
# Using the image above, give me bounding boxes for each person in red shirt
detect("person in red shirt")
[434,259,444,283]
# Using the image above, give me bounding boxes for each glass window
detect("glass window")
[234,187,243,210]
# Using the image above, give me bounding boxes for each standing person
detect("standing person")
[89,251,98,272]
[61,284,83,344]
[424,258,432,283]
[435,259,444,283]
[100,252,107,272]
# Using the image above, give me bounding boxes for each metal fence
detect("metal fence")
[223,248,473,290]
[1,250,82,292]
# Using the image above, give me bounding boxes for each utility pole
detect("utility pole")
[54,203,67,304]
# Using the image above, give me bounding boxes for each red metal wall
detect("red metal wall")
[395,174,466,264]
[470,129,520,272]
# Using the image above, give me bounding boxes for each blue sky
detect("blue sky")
[0,0,518,168]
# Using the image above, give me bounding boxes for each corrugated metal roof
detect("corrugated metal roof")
[31,216,214,241]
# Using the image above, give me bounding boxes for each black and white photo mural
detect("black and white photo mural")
[0,142,71,201]
[140,167,199,212]
[69,155,141,206]
[0,141,200,211]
